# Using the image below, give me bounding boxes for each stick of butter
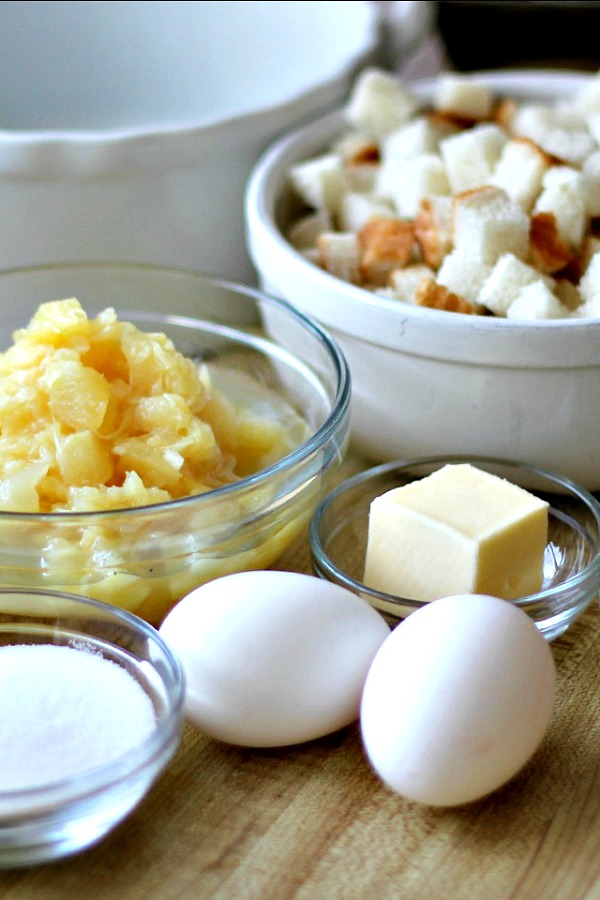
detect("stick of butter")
[364,463,549,602]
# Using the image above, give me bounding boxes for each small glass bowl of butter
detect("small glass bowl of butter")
[309,456,600,641]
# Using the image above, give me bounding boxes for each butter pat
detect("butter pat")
[364,464,549,601]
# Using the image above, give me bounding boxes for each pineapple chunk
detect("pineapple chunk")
[0,298,310,513]
[0,461,49,512]
[13,297,89,348]
[43,360,111,431]
[133,394,193,432]
[56,431,113,487]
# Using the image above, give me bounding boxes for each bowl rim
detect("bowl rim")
[309,453,600,614]
[0,261,351,520]
[245,68,600,363]
[0,1,379,146]
[0,587,184,807]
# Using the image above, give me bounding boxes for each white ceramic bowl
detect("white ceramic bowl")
[246,70,600,489]
[0,1,431,283]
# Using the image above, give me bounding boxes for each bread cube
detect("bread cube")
[574,250,600,317]
[346,166,379,194]
[300,247,321,267]
[578,250,600,305]
[452,186,530,264]
[358,217,415,286]
[573,302,600,319]
[333,134,379,192]
[440,124,506,193]
[533,166,587,251]
[529,212,575,275]
[287,210,331,250]
[573,71,600,117]
[479,253,554,316]
[490,137,550,211]
[582,151,600,217]
[288,154,347,215]
[550,100,588,130]
[316,232,360,283]
[549,129,595,167]
[344,68,418,138]
[575,283,600,317]
[376,153,450,218]
[509,103,554,141]
[554,279,582,312]
[333,133,379,166]
[585,111,600,149]
[506,281,572,320]
[436,250,492,306]
[388,265,435,303]
[415,277,478,315]
[381,117,446,163]
[433,74,494,121]
[373,286,396,301]
[580,235,600,273]
[339,192,394,233]
[511,103,595,166]
[414,195,454,268]
[494,98,518,131]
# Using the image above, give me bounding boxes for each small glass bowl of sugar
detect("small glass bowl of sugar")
[0,589,184,868]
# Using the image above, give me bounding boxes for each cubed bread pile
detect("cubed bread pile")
[286,69,600,319]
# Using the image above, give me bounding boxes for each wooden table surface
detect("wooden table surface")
[2,456,600,900]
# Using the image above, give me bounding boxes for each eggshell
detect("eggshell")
[360,593,556,807]
[159,570,390,747]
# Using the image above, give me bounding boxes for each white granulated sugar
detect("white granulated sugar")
[0,643,156,791]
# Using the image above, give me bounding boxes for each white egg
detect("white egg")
[159,570,390,747]
[360,593,556,807]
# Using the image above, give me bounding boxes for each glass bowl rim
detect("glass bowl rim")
[0,260,351,521]
[309,453,600,612]
[0,587,185,806]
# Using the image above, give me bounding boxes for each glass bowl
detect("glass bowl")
[310,456,600,641]
[0,263,350,625]
[0,589,184,868]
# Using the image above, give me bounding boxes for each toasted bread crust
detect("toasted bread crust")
[529,212,575,274]
[415,277,478,315]
[415,199,449,269]
[427,108,483,131]
[493,98,518,130]
[358,216,416,286]
[345,141,380,166]
[513,135,554,167]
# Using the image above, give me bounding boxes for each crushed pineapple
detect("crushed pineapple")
[0,298,309,513]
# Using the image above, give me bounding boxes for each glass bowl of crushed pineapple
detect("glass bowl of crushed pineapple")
[0,263,350,625]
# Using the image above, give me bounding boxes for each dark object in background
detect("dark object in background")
[437,1,600,71]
